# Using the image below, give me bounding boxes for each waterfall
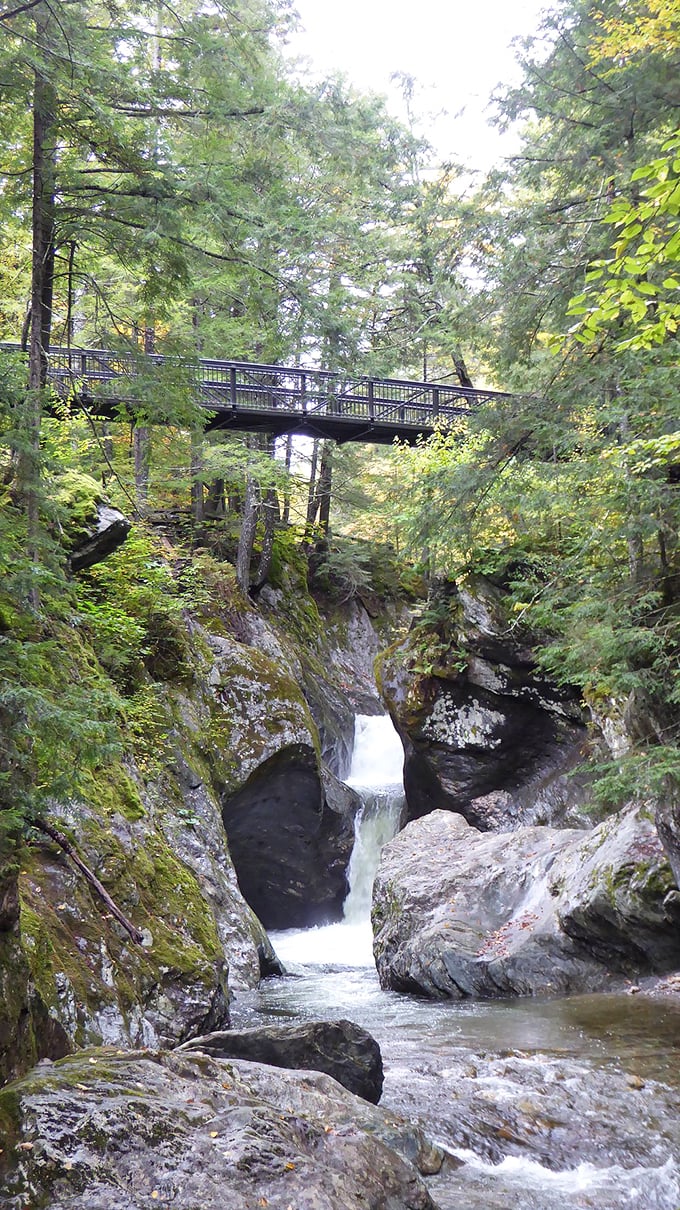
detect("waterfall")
[342,715,405,926]
[269,713,404,969]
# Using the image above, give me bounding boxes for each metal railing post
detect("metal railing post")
[230,366,237,407]
[368,379,374,420]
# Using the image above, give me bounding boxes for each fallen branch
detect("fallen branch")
[33,819,145,946]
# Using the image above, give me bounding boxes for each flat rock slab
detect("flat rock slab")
[372,806,679,999]
[0,1049,437,1210]
[177,1017,384,1103]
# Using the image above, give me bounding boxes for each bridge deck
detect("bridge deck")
[4,345,510,444]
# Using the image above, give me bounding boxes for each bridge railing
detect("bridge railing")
[1,344,509,430]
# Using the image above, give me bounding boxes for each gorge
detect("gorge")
[1,550,679,1210]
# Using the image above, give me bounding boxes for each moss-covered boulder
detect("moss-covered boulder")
[0,534,374,1083]
[51,471,131,570]
[16,791,231,1053]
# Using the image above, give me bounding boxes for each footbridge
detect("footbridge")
[4,344,510,444]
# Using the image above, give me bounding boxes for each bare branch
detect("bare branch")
[33,819,145,946]
[0,0,45,21]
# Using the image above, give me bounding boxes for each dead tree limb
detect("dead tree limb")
[33,819,145,945]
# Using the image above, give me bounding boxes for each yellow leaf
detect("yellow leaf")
[284,1162,295,1171]
[209,1131,219,1138]
[151,1191,159,1200]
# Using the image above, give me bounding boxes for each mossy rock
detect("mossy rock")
[51,471,106,547]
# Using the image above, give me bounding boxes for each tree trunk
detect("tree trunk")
[315,440,334,539]
[101,424,114,487]
[133,326,154,513]
[253,434,279,588]
[306,438,320,527]
[133,426,151,513]
[190,430,205,524]
[236,475,259,593]
[254,487,279,589]
[21,12,57,610]
[452,350,474,389]
[206,478,226,517]
[282,434,293,524]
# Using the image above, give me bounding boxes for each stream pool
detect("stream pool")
[234,716,680,1210]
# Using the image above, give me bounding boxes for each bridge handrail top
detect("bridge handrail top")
[1,341,514,399]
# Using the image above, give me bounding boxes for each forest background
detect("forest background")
[0,0,678,852]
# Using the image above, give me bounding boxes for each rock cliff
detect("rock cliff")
[0,533,387,1085]
[379,576,593,830]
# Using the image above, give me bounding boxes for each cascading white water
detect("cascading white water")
[342,714,405,925]
[269,713,404,968]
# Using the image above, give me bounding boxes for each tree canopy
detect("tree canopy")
[0,0,678,838]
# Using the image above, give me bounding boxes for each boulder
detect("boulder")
[178,1017,384,1103]
[69,504,131,571]
[220,744,356,929]
[372,806,679,1000]
[379,577,589,830]
[52,470,131,570]
[0,1048,437,1210]
[205,628,359,928]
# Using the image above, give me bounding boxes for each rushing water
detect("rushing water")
[232,714,680,1210]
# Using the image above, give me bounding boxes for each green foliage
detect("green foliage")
[309,537,373,601]
[0,626,122,844]
[309,535,408,604]
[568,134,680,349]
[74,529,192,691]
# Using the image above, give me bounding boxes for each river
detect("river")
[232,715,680,1210]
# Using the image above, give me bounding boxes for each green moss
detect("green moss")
[0,1087,20,1176]
[18,886,129,1037]
[630,858,675,899]
[51,470,104,547]
[80,765,145,822]
[204,639,318,790]
[124,683,176,779]
[15,794,223,1047]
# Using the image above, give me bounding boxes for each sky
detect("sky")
[286,0,549,174]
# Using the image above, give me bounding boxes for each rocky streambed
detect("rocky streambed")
[233,933,680,1210]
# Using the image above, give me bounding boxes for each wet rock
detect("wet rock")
[206,630,358,929]
[221,745,356,929]
[379,577,589,831]
[655,778,680,888]
[372,805,680,999]
[0,1048,436,1210]
[178,1017,384,1103]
